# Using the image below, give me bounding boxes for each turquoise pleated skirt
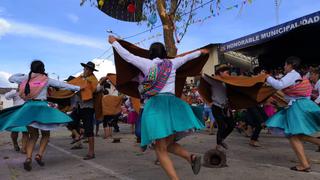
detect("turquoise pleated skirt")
[0,100,72,132]
[141,93,204,147]
[266,98,320,136]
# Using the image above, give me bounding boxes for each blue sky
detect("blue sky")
[0,0,319,83]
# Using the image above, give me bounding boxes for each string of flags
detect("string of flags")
[134,33,163,46]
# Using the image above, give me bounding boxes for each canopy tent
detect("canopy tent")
[220,11,320,70]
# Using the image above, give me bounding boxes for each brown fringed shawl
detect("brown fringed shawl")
[107,73,141,113]
[198,74,277,109]
[113,40,212,98]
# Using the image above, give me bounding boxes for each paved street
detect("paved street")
[1,124,320,180]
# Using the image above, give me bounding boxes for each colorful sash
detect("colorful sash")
[19,73,48,100]
[141,59,173,98]
[282,79,312,97]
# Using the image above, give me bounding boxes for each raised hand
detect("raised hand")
[200,49,210,54]
[108,35,117,44]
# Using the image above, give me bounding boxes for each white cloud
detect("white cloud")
[74,59,116,79]
[67,13,79,23]
[0,18,11,38]
[0,18,106,50]
[0,71,16,88]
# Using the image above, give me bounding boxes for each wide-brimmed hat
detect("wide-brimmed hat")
[81,61,98,71]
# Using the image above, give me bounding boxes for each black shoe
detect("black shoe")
[23,158,32,171]
[191,154,202,175]
[290,166,311,172]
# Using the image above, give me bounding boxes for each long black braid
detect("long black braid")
[24,60,47,96]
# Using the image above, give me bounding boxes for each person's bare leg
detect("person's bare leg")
[24,127,39,171]
[11,132,19,151]
[166,135,191,163]
[34,130,50,166]
[26,127,39,159]
[103,127,108,139]
[289,136,310,169]
[108,127,112,137]
[299,135,320,146]
[154,138,179,180]
[21,132,29,153]
[87,137,95,156]
[95,124,100,136]
[38,131,50,157]
[72,129,80,140]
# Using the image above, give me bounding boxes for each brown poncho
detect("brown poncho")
[198,74,277,109]
[107,73,141,113]
[113,40,212,98]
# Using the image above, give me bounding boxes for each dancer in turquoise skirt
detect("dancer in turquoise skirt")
[265,56,320,172]
[109,35,208,180]
[0,60,80,171]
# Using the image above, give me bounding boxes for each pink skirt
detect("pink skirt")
[264,105,276,117]
[127,111,138,124]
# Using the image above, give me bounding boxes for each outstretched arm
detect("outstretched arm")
[172,49,209,69]
[48,78,80,91]
[109,36,152,73]
[8,73,28,84]
[266,73,298,90]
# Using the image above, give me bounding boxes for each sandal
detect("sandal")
[290,166,311,172]
[83,154,95,160]
[23,158,32,171]
[35,154,45,166]
[190,154,202,175]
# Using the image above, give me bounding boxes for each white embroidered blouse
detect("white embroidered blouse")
[112,41,201,95]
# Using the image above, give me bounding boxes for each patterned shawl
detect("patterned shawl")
[282,79,312,97]
[141,59,173,98]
